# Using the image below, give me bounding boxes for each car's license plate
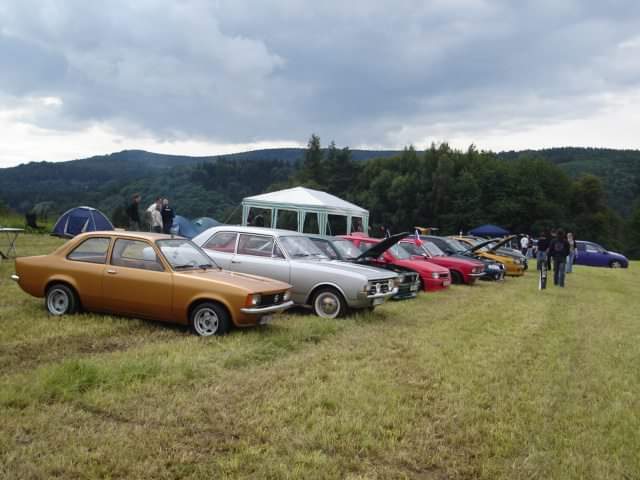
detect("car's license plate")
[443,280,451,286]
[410,284,419,291]
[259,315,273,325]
[373,297,385,306]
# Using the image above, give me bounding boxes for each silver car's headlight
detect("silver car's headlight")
[389,279,396,289]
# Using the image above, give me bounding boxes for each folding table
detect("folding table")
[0,228,24,260]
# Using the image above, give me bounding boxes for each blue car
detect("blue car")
[574,241,629,268]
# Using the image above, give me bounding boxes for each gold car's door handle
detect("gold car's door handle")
[106,269,117,274]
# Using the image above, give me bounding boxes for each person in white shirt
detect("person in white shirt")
[146,197,162,231]
[520,235,529,255]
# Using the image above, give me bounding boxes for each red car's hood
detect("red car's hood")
[418,255,483,270]
[389,257,449,274]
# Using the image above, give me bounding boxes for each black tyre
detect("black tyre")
[312,287,347,319]
[189,302,231,336]
[450,271,464,285]
[45,283,79,316]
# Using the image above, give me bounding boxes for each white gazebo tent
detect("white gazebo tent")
[241,186,369,235]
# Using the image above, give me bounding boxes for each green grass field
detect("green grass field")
[1,234,639,479]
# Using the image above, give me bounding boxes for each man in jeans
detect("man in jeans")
[548,229,570,287]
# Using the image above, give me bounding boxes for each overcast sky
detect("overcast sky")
[2,0,640,167]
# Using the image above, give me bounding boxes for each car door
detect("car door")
[102,238,173,321]
[200,231,238,269]
[230,233,291,283]
[65,236,112,311]
[580,242,600,266]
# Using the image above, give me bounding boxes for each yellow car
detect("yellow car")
[452,235,525,276]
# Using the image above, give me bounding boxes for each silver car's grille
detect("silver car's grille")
[368,280,390,296]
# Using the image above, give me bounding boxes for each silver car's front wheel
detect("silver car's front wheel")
[189,302,230,336]
[312,288,346,319]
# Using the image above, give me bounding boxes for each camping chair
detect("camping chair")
[25,213,45,232]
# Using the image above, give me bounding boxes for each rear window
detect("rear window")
[68,237,110,264]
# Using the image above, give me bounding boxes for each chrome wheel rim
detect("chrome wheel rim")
[611,261,622,268]
[194,307,219,336]
[47,288,69,315]
[314,292,341,319]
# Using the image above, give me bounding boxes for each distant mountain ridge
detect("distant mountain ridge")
[1,146,639,219]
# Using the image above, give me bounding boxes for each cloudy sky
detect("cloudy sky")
[1,0,640,167]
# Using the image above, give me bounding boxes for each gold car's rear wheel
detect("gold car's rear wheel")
[45,284,79,316]
[190,302,230,336]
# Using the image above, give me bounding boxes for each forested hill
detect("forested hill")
[1,145,639,224]
[498,147,640,217]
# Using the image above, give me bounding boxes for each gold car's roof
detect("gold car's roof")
[74,230,180,242]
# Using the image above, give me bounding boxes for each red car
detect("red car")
[341,234,451,292]
[400,238,485,285]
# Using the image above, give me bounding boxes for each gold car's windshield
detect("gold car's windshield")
[157,239,219,270]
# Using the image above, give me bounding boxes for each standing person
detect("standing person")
[126,194,141,231]
[150,202,163,233]
[161,198,175,234]
[145,197,162,231]
[536,231,550,271]
[549,229,570,287]
[526,235,534,259]
[566,232,577,273]
[520,234,529,256]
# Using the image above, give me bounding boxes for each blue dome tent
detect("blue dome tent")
[468,224,510,237]
[52,206,114,238]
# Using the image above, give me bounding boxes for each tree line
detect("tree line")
[281,135,639,257]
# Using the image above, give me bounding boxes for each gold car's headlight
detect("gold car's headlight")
[283,290,291,301]
[247,293,262,306]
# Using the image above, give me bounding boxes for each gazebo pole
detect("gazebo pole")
[271,208,278,228]
[347,215,352,234]
[241,204,250,226]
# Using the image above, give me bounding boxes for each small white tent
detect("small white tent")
[241,186,369,235]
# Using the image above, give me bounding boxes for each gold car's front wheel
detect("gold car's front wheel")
[190,302,230,336]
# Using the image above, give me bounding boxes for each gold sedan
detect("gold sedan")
[11,232,293,336]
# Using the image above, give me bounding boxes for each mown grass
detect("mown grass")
[1,234,639,479]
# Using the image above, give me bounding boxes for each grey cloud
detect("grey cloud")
[1,0,640,147]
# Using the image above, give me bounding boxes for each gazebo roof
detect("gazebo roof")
[242,186,368,215]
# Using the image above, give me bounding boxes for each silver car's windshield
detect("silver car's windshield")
[157,239,217,270]
[280,236,328,258]
[333,239,363,260]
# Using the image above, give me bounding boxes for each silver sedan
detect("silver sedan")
[192,226,399,318]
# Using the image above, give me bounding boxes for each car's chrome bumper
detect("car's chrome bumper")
[10,274,19,282]
[241,300,294,314]
[366,287,398,300]
[469,272,486,277]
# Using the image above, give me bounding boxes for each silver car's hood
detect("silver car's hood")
[296,258,397,281]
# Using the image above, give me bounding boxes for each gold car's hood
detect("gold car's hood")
[176,268,291,292]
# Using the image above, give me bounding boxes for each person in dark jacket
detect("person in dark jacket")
[126,194,141,231]
[161,198,175,234]
[548,228,570,287]
[536,231,550,271]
